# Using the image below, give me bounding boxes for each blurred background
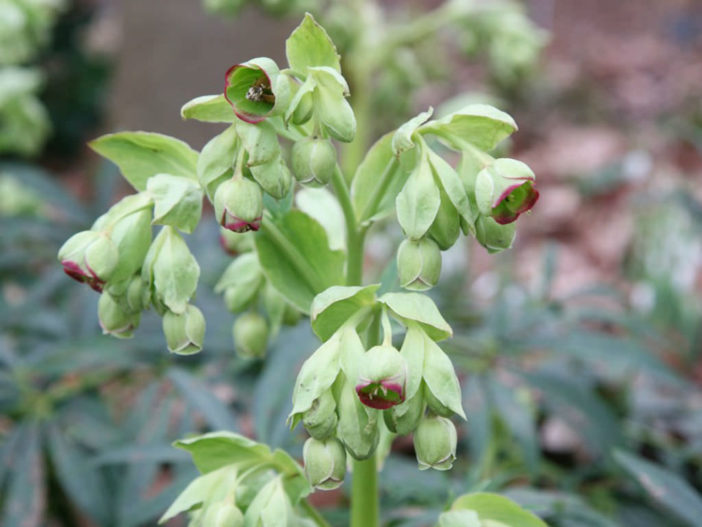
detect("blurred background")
[1,0,701,526]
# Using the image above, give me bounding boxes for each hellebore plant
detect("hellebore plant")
[58,14,544,527]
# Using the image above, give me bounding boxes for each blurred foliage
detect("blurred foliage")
[0,0,112,159]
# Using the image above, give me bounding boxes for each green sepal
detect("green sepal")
[214,253,264,313]
[285,13,341,75]
[392,108,433,156]
[310,284,379,341]
[378,292,452,341]
[147,174,203,234]
[180,94,236,123]
[396,150,440,239]
[197,124,239,201]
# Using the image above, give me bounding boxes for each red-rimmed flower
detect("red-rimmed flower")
[356,345,407,410]
[224,57,289,123]
[58,231,118,292]
[475,158,539,225]
[213,176,263,233]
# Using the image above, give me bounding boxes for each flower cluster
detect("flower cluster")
[289,286,466,488]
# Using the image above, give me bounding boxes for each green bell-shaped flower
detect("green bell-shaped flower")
[303,436,347,491]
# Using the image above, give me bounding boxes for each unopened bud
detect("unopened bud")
[303,437,347,491]
[214,176,263,233]
[109,208,152,283]
[59,231,118,292]
[163,305,205,355]
[201,501,244,527]
[475,215,516,253]
[356,345,407,410]
[98,292,139,338]
[397,238,442,291]
[427,191,460,250]
[303,391,338,440]
[384,391,425,435]
[291,89,313,125]
[413,415,457,471]
[125,275,150,312]
[291,138,336,186]
[232,312,268,359]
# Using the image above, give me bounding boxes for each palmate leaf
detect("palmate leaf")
[46,422,110,526]
[0,422,44,527]
[614,450,702,527]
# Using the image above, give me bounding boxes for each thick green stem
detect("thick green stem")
[301,499,333,527]
[351,456,379,527]
[331,152,378,527]
[331,165,366,286]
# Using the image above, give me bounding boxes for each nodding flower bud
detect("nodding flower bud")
[303,390,338,440]
[475,215,516,254]
[290,87,313,125]
[219,229,255,256]
[291,138,337,186]
[356,345,407,410]
[413,414,457,471]
[125,275,150,312]
[162,305,206,355]
[384,390,425,435]
[58,230,118,292]
[225,57,290,123]
[98,291,139,338]
[214,176,263,233]
[303,437,347,491]
[201,501,244,527]
[232,312,269,359]
[397,238,442,292]
[474,158,538,225]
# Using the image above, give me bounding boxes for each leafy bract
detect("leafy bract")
[90,132,198,191]
[180,94,236,123]
[310,284,379,341]
[420,104,517,152]
[286,13,340,74]
[255,210,345,314]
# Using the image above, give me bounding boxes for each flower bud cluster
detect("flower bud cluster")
[214,248,300,359]
[290,294,466,485]
[164,434,313,527]
[385,107,538,292]
[58,192,205,353]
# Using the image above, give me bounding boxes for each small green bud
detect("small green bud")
[163,305,206,355]
[413,415,457,471]
[125,274,150,312]
[249,157,292,200]
[201,501,244,527]
[303,437,347,491]
[356,345,407,410]
[282,304,301,326]
[109,208,153,283]
[424,384,453,418]
[214,176,263,233]
[291,138,336,186]
[336,377,379,460]
[59,231,118,292]
[303,391,338,440]
[98,292,139,338]
[291,88,313,125]
[225,57,290,123]
[384,391,425,435]
[233,312,268,359]
[215,253,264,313]
[427,189,461,250]
[397,238,442,291]
[475,215,516,253]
